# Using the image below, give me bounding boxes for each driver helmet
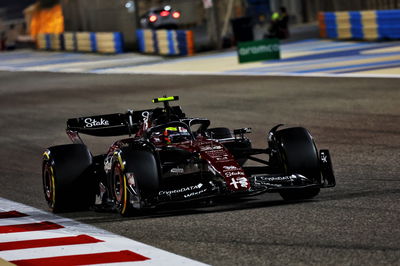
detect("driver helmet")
[163,126,190,144]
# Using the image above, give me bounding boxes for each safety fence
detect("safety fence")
[36,32,124,53]
[319,9,400,40]
[136,29,195,56]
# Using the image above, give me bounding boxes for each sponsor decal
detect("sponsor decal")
[254,174,308,182]
[200,145,223,151]
[216,156,230,162]
[84,118,109,128]
[229,177,249,189]
[170,167,184,174]
[117,141,130,148]
[225,171,245,177]
[321,152,328,163]
[237,39,280,63]
[183,189,207,198]
[158,183,203,196]
[239,44,280,56]
[223,166,240,171]
[202,149,232,162]
[142,111,150,130]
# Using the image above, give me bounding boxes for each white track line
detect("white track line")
[91,69,400,79]
[1,65,400,78]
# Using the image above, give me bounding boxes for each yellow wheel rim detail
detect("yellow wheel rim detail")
[49,166,56,204]
[121,174,127,214]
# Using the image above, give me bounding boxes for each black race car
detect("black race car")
[42,96,335,216]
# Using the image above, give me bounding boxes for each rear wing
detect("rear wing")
[66,106,186,137]
[67,113,132,137]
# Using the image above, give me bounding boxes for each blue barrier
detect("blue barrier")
[45,35,51,50]
[324,12,338,39]
[349,12,363,39]
[319,9,400,40]
[113,32,124,53]
[377,10,400,39]
[90,32,97,52]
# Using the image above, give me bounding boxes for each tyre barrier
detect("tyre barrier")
[64,32,77,52]
[50,33,64,50]
[36,34,49,50]
[76,32,97,52]
[36,32,124,54]
[319,9,400,40]
[136,29,194,56]
[96,32,124,53]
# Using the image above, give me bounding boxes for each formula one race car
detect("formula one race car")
[42,96,335,215]
[140,5,181,29]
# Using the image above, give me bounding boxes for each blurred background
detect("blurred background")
[1,0,400,51]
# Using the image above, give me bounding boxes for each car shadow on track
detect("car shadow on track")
[60,196,312,224]
[59,187,400,224]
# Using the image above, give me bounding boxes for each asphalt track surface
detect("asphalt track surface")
[0,71,399,265]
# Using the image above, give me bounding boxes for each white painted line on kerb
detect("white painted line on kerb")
[0,197,208,265]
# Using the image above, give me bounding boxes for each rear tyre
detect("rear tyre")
[42,144,94,212]
[274,127,321,201]
[112,150,159,216]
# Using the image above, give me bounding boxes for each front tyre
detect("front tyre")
[112,150,160,216]
[273,127,321,201]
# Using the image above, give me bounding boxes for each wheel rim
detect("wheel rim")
[43,163,55,207]
[113,163,125,207]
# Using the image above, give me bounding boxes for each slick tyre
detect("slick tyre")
[112,150,159,216]
[42,144,94,212]
[275,127,321,201]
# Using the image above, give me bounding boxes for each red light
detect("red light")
[160,11,170,17]
[149,15,157,23]
[172,11,181,19]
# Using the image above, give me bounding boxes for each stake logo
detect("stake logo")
[84,118,110,128]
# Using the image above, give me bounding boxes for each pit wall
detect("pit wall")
[319,9,400,40]
[136,29,195,56]
[36,32,124,54]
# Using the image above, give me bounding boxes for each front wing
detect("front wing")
[153,149,335,203]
